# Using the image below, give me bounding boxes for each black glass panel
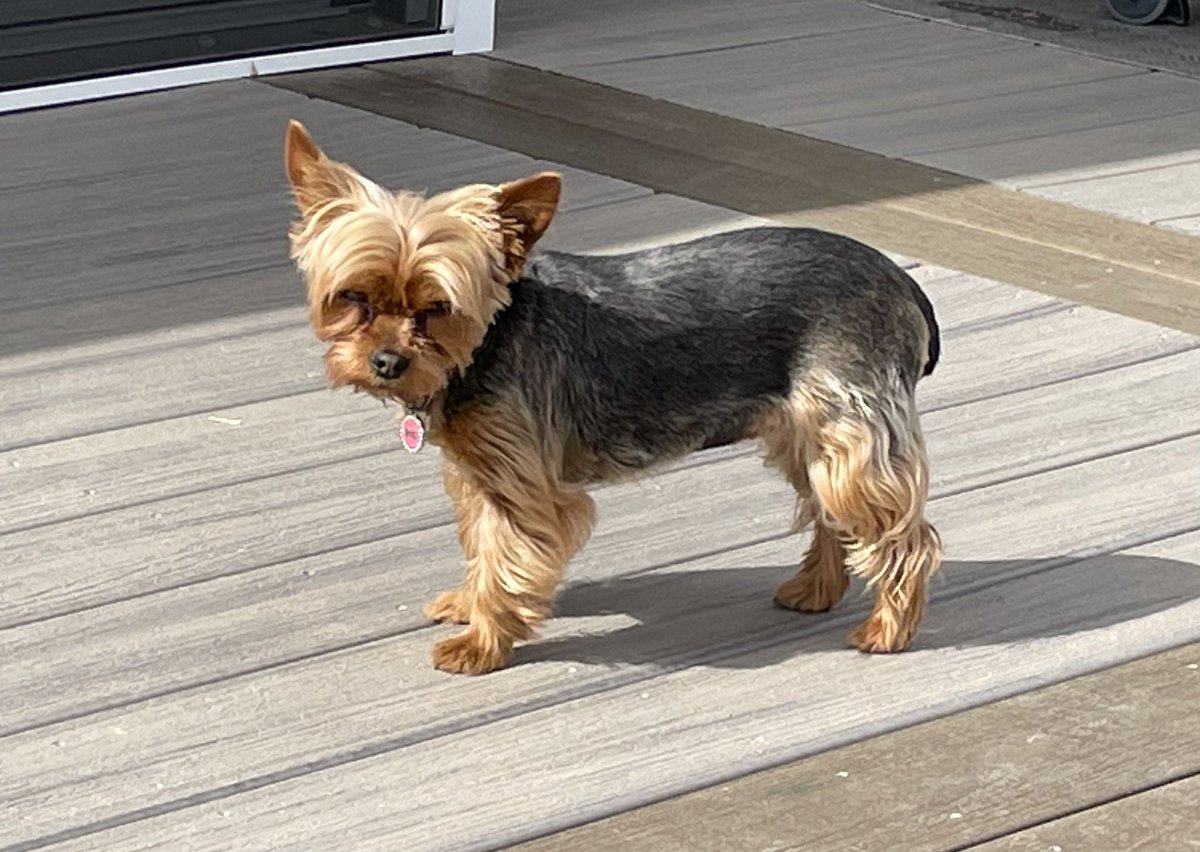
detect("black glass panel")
[0,0,442,91]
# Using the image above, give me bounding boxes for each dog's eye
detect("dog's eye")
[421,301,453,317]
[337,289,375,322]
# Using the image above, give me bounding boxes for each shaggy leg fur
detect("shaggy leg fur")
[424,461,481,625]
[774,522,850,613]
[431,407,595,674]
[795,374,942,652]
[757,407,851,613]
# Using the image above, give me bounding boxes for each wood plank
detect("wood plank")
[8,496,1198,850]
[503,0,1200,199]
[492,0,899,68]
[787,71,1200,160]
[4,300,1193,624]
[512,644,1200,852]
[909,109,1200,186]
[976,775,1200,851]
[1017,159,1200,226]
[271,58,1200,335]
[570,30,1119,129]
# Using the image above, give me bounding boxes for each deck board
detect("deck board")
[511,643,1200,852]
[552,30,1135,131]
[15,527,1199,851]
[491,0,898,68]
[976,775,1200,851]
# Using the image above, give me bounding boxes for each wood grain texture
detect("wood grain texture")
[566,27,1131,131]
[514,644,1200,852]
[1017,159,1200,227]
[976,774,1200,851]
[491,0,898,68]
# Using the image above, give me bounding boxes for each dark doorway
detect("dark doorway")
[0,1,443,91]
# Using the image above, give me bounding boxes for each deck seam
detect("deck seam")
[950,766,1200,851]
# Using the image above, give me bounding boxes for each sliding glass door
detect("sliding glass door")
[0,0,443,90]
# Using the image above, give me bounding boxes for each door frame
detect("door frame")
[0,0,494,114]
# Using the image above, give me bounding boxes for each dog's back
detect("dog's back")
[540,226,939,384]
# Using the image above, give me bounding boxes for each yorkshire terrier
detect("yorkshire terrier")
[284,120,943,675]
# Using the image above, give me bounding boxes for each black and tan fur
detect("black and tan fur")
[285,120,943,675]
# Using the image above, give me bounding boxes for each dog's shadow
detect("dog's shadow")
[516,554,1200,669]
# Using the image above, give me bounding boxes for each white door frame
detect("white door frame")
[0,0,494,115]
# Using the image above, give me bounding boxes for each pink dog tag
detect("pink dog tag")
[399,413,425,453]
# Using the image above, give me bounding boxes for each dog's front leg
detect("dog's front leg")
[431,420,595,675]
[423,460,484,626]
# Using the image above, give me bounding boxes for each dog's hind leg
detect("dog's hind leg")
[757,407,851,614]
[795,371,942,652]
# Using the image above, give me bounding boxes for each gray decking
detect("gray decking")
[2,1,1200,849]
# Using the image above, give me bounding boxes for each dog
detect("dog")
[284,120,943,675]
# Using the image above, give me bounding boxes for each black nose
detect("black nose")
[369,349,409,379]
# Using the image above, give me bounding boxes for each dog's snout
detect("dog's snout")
[369,348,409,379]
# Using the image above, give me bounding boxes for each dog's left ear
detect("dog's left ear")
[495,172,561,274]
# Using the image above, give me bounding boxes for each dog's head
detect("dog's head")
[283,120,560,404]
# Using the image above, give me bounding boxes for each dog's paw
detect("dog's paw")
[773,569,848,613]
[848,612,914,654]
[424,589,471,624]
[432,631,510,675]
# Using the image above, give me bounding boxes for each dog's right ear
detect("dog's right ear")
[284,120,356,214]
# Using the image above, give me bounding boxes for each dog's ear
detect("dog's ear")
[284,119,358,214]
[494,172,561,273]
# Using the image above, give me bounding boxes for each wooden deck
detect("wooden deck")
[2,1,1200,849]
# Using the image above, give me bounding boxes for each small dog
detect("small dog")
[284,120,943,675]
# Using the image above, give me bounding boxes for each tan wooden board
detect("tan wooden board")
[270,58,1200,335]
